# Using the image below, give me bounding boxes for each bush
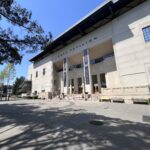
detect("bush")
[16,95,39,99]
[23,96,38,99]
[32,96,38,99]
[26,96,32,99]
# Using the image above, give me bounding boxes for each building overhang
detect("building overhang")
[30,0,146,62]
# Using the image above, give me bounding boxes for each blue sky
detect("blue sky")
[1,0,105,79]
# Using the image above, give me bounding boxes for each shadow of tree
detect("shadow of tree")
[0,103,149,150]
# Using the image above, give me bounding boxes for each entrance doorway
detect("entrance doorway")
[100,73,106,88]
[92,75,99,93]
[78,77,83,94]
[71,79,74,94]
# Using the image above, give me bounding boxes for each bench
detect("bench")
[132,98,149,105]
[111,98,125,103]
[99,96,111,102]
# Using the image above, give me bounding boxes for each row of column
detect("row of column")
[63,49,92,95]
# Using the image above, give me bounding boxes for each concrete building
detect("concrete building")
[28,0,150,99]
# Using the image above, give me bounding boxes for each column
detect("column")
[49,61,54,93]
[69,79,72,95]
[83,49,92,94]
[63,57,69,95]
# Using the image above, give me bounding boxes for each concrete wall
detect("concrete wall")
[28,55,54,94]
[106,71,121,88]
[112,0,150,87]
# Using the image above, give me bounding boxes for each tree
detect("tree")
[4,63,16,87]
[12,76,25,95]
[0,63,16,100]
[0,70,6,95]
[0,67,8,92]
[0,0,52,64]
[0,69,7,84]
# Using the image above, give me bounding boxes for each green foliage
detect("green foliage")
[4,63,16,82]
[0,63,16,85]
[0,0,52,64]
[0,70,7,83]
[12,76,25,95]
[23,96,38,99]
[32,95,38,99]
[1,85,12,94]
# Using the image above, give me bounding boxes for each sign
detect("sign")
[85,66,90,84]
[84,49,88,65]
[63,57,68,87]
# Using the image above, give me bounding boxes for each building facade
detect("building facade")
[28,0,150,99]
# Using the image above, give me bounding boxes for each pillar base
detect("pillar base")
[63,87,68,95]
[85,84,92,94]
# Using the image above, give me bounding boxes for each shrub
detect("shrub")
[32,96,38,99]
[26,96,32,99]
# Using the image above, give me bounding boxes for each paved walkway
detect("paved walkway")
[0,99,149,150]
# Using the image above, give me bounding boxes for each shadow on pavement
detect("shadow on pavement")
[0,103,149,150]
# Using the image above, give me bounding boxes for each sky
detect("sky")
[1,0,105,80]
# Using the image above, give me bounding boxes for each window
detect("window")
[78,78,82,86]
[95,57,104,64]
[58,69,63,72]
[91,59,95,64]
[76,64,82,69]
[54,80,57,85]
[92,75,98,84]
[142,26,150,43]
[100,74,106,88]
[71,79,74,86]
[43,68,46,75]
[36,71,38,78]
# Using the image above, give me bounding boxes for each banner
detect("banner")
[63,57,67,87]
[83,49,90,85]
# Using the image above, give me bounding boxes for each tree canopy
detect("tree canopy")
[12,76,25,95]
[0,0,52,64]
[0,63,16,85]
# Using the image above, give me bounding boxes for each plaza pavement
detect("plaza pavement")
[0,99,149,150]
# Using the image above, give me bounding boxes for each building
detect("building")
[19,80,32,96]
[28,0,150,99]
